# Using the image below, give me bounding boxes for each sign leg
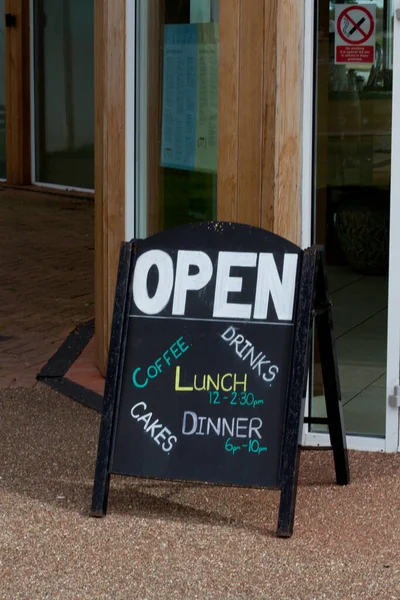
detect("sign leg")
[277,248,318,537]
[315,252,350,486]
[90,242,135,516]
[91,471,110,517]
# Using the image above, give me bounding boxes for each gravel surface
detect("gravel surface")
[0,387,399,600]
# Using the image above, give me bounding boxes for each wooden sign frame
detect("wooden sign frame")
[91,232,349,538]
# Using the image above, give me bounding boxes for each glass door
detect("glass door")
[311,0,399,448]
[32,0,94,190]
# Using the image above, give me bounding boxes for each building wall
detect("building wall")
[96,0,307,371]
[217,0,304,245]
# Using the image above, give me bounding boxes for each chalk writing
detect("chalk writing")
[221,326,279,384]
[175,367,247,392]
[131,402,178,453]
[209,391,264,407]
[225,438,241,455]
[248,439,268,455]
[225,438,268,456]
[132,249,298,321]
[182,411,262,439]
[132,336,191,388]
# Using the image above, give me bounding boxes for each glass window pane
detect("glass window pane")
[312,0,393,437]
[136,0,219,237]
[33,0,94,189]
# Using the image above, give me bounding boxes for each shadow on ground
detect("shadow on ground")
[2,386,399,535]
[0,386,281,535]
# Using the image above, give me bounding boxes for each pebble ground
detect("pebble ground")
[1,188,399,598]
[1,386,399,600]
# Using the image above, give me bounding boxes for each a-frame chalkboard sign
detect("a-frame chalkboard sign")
[91,222,349,537]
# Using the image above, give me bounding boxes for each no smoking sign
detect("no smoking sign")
[335,4,376,65]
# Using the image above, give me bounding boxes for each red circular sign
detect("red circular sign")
[337,6,374,46]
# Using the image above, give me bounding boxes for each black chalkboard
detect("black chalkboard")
[91,222,349,536]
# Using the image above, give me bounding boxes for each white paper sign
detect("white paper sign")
[161,24,219,173]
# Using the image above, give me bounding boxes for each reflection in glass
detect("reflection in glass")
[136,0,219,236]
[33,0,94,189]
[0,0,6,179]
[312,0,392,437]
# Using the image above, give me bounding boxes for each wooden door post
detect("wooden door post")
[94,0,126,374]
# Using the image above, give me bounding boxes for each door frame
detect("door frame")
[125,0,136,241]
[385,0,400,452]
[301,0,399,453]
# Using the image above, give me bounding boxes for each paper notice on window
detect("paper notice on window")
[161,24,219,173]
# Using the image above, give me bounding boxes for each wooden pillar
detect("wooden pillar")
[94,0,126,374]
[5,0,31,184]
[218,0,305,245]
